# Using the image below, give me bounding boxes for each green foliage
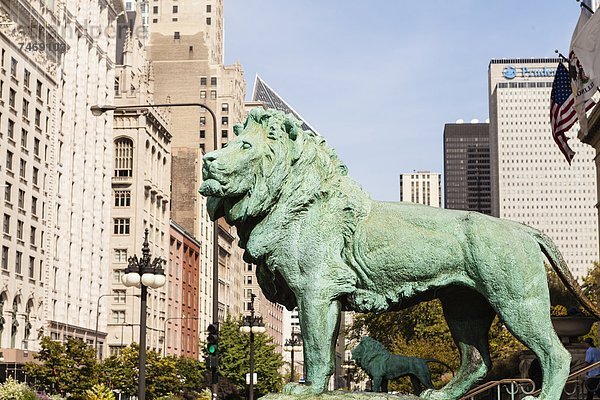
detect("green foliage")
[348,299,524,393]
[99,344,206,399]
[583,262,600,305]
[0,377,37,400]
[215,316,283,398]
[85,383,115,400]
[24,336,99,399]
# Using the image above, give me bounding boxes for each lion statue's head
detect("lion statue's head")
[352,336,389,371]
[199,108,348,226]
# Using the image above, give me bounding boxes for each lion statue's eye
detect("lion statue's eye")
[242,141,252,149]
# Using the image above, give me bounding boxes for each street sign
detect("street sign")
[246,373,258,384]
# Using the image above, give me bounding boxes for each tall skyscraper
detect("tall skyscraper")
[443,121,492,214]
[147,0,246,332]
[489,58,599,278]
[399,172,442,207]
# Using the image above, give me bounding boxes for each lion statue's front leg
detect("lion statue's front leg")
[282,294,342,395]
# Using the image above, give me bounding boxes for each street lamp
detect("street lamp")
[94,293,140,359]
[92,101,221,395]
[121,229,166,400]
[341,360,356,391]
[240,294,266,400]
[283,335,302,383]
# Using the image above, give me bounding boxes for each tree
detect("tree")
[214,317,283,398]
[24,337,98,399]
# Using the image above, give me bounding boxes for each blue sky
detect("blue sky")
[223,1,581,201]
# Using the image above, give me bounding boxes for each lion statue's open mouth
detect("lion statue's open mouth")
[198,107,600,399]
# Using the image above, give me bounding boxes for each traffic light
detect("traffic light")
[206,323,218,355]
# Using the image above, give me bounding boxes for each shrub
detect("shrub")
[0,377,37,400]
[85,384,115,400]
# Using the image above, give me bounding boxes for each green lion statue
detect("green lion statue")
[352,337,451,395]
[199,108,600,400]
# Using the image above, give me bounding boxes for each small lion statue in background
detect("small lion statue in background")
[352,337,450,394]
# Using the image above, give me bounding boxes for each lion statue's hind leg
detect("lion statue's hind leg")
[421,289,495,400]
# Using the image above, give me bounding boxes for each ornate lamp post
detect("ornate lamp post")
[121,229,166,400]
[283,335,302,382]
[240,294,266,400]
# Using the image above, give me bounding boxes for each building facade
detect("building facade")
[443,121,492,214]
[147,0,246,334]
[106,22,172,356]
[399,171,442,207]
[489,58,599,279]
[166,221,201,358]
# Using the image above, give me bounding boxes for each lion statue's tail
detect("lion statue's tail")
[425,359,454,377]
[528,228,600,319]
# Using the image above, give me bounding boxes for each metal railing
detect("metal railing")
[460,361,600,400]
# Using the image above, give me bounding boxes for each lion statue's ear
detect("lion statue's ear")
[283,116,304,163]
[233,124,244,136]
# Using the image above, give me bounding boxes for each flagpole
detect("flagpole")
[555,49,569,63]
[576,0,594,14]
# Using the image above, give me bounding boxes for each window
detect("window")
[22,99,29,117]
[200,90,206,99]
[16,220,23,239]
[6,151,13,171]
[207,4,212,12]
[9,88,15,108]
[221,130,228,138]
[35,109,41,127]
[211,77,217,86]
[23,69,30,88]
[210,90,217,100]
[10,58,17,77]
[30,227,36,246]
[221,116,228,126]
[28,256,35,278]
[32,167,38,185]
[15,251,22,274]
[17,189,24,209]
[31,197,37,215]
[2,214,9,234]
[200,77,207,85]
[4,183,11,202]
[113,218,130,235]
[222,103,229,112]
[34,137,40,156]
[1,246,8,270]
[173,5,178,13]
[19,159,26,179]
[153,6,158,13]
[36,80,42,98]
[200,116,206,126]
[20,129,27,147]
[206,17,211,25]
[7,119,14,138]
[114,249,128,263]
[114,190,131,207]
[174,31,180,39]
[113,269,124,282]
[114,138,133,177]
[113,290,127,303]
[199,130,205,139]
[111,310,126,323]
[245,275,253,284]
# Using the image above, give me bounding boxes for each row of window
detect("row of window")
[1,246,38,279]
[4,151,39,184]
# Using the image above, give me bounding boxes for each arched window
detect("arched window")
[0,292,6,347]
[11,296,20,348]
[114,138,134,177]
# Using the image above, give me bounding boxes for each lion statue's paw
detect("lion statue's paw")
[282,382,322,396]
[420,389,451,400]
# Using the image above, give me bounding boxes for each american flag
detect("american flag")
[550,63,579,163]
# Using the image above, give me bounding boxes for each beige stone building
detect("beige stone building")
[147,0,246,334]
[105,13,172,357]
[399,171,442,207]
[0,0,123,374]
